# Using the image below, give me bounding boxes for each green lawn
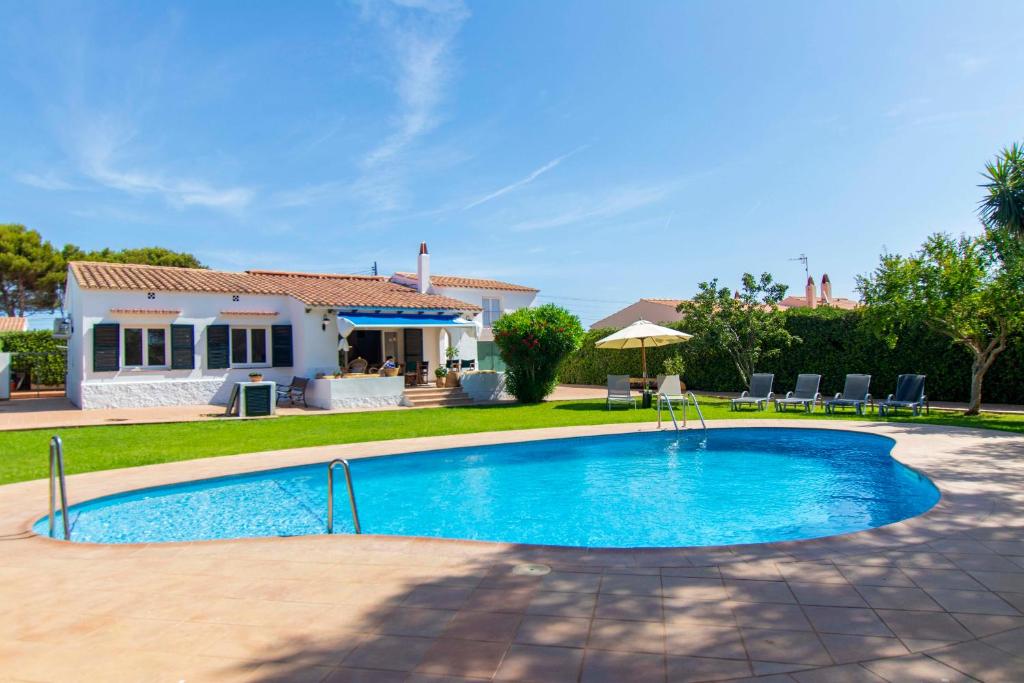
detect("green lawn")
[1,397,1022,485]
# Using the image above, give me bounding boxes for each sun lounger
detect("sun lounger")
[731,373,774,411]
[878,374,928,416]
[607,374,636,409]
[825,374,872,415]
[774,373,822,413]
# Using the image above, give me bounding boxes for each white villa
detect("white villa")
[61,243,538,410]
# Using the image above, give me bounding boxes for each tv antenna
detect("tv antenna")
[790,253,809,280]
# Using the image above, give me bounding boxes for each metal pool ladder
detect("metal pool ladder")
[327,458,362,535]
[656,392,708,437]
[49,435,70,540]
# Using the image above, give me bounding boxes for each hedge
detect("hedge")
[0,330,67,387]
[558,308,1024,405]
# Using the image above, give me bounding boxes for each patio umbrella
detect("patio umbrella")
[595,320,692,392]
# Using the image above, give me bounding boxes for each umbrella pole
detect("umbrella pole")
[641,338,648,392]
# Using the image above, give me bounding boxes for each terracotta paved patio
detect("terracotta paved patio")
[1,420,1023,681]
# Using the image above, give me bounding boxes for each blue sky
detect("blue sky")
[2,0,1022,327]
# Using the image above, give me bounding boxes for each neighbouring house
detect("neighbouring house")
[62,242,538,409]
[0,317,29,332]
[777,274,859,311]
[590,299,685,330]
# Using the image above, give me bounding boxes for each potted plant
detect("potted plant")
[444,346,461,386]
[248,371,264,383]
[434,367,448,388]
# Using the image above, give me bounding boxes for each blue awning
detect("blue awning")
[337,312,476,329]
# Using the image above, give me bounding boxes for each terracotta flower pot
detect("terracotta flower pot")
[445,371,460,388]
[249,375,263,383]
[435,377,445,388]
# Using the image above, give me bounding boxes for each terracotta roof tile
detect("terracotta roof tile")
[0,317,28,332]
[109,308,182,315]
[69,261,481,311]
[640,298,685,307]
[393,272,538,293]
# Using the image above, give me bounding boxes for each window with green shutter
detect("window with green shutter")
[93,323,120,372]
[170,324,195,370]
[271,325,293,367]
[207,324,230,369]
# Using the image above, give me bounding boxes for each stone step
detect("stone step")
[407,397,475,408]
[405,388,466,398]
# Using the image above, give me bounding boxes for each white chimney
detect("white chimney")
[417,242,430,294]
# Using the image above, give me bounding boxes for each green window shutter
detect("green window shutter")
[93,323,120,372]
[207,325,230,369]
[271,325,293,367]
[170,324,195,370]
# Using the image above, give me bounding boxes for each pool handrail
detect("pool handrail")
[327,458,362,535]
[49,435,70,540]
[684,392,708,436]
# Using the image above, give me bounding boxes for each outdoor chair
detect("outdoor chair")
[878,374,928,416]
[460,359,476,371]
[404,361,419,386]
[607,375,636,409]
[276,377,309,407]
[731,373,775,411]
[419,360,430,385]
[347,357,368,374]
[774,374,822,413]
[825,374,872,415]
[656,374,687,411]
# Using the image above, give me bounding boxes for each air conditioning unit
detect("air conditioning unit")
[52,318,72,339]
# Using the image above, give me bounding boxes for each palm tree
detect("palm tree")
[978,142,1024,238]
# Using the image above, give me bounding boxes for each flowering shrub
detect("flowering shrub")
[492,304,584,403]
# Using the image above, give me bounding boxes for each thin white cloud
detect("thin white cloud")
[509,182,676,232]
[360,0,469,169]
[464,145,588,210]
[72,115,254,211]
[13,171,80,191]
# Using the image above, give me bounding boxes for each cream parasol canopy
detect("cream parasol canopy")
[595,320,692,392]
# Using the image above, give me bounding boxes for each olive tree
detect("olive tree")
[858,232,1023,415]
[677,273,797,388]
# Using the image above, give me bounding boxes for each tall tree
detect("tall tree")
[677,273,797,388]
[858,232,1023,415]
[62,244,205,268]
[978,142,1024,239]
[0,224,64,316]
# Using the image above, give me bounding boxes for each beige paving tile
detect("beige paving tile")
[875,609,972,644]
[724,579,797,603]
[462,586,536,613]
[802,606,893,637]
[789,582,869,608]
[664,624,747,659]
[855,585,943,611]
[953,612,1024,638]
[791,663,887,682]
[926,640,1024,683]
[599,572,662,596]
[740,627,832,665]
[514,615,591,647]
[777,562,848,584]
[494,643,584,682]
[901,567,985,590]
[924,588,1021,615]
[540,570,603,593]
[818,633,909,664]
[414,638,509,678]
[440,610,521,642]
[586,617,665,654]
[325,668,408,682]
[581,649,666,683]
[525,590,597,617]
[730,601,813,631]
[373,608,456,637]
[861,654,975,683]
[663,598,737,626]
[665,655,752,682]
[661,576,729,601]
[980,625,1024,655]
[593,593,662,621]
[342,635,435,672]
[837,565,915,587]
[967,570,1024,593]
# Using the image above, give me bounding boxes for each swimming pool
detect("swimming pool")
[36,428,939,547]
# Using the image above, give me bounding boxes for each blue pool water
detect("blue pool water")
[36,428,939,547]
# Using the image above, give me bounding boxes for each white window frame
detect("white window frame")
[482,297,502,327]
[122,325,169,369]
[230,326,271,368]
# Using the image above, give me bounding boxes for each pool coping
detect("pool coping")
[3,418,1023,682]
[4,420,1001,562]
